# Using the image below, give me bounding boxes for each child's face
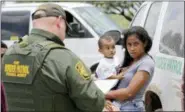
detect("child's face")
[99,39,116,58]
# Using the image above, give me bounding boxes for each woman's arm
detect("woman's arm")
[105,70,149,101]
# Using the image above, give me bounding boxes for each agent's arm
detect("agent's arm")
[66,60,105,112]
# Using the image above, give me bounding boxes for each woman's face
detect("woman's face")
[126,34,146,61]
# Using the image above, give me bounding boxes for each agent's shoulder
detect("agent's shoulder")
[47,48,80,64]
[49,48,75,58]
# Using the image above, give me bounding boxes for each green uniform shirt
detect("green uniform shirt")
[3,29,105,112]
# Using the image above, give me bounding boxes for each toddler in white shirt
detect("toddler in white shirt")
[95,34,124,80]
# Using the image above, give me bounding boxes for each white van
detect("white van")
[1,2,124,70]
[130,1,184,111]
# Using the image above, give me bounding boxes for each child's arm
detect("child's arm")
[106,74,119,79]
[106,67,129,80]
[107,72,124,80]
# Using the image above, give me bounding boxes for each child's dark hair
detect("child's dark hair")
[98,33,114,49]
[122,26,152,67]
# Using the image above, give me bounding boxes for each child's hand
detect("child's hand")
[121,67,129,73]
[116,67,129,80]
[117,72,124,80]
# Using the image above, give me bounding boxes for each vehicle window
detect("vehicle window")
[159,2,184,58]
[65,11,93,38]
[131,5,146,27]
[144,2,162,39]
[1,11,30,40]
[74,7,122,36]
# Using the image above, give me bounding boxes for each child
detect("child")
[95,34,124,80]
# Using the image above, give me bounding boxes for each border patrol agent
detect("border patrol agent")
[2,3,105,112]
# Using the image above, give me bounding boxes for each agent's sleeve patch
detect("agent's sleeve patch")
[75,61,90,80]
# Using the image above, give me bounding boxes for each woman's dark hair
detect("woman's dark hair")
[121,26,152,67]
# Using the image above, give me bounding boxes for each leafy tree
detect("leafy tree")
[88,1,143,22]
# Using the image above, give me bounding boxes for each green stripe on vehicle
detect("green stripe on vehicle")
[155,56,183,75]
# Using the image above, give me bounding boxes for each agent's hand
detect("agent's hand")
[104,100,113,111]
[103,100,120,111]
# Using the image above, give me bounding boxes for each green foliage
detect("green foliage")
[14,0,142,29]
[87,1,143,29]
[108,14,130,29]
[89,1,143,22]
[16,0,70,2]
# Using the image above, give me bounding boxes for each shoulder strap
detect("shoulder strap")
[31,40,67,82]
[35,40,67,73]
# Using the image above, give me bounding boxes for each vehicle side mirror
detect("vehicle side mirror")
[78,30,85,37]
[67,22,85,37]
[103,30,123,47]
[116,37,124,46]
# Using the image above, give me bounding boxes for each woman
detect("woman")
[105,26,155,111]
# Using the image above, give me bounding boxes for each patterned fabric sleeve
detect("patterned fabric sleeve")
[1,83,7,112]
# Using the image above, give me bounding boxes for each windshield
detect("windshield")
[74,6,122,36]
[1,11,30,40]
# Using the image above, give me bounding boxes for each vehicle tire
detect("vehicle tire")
[145,91,162,112]
[145,102,152,112]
